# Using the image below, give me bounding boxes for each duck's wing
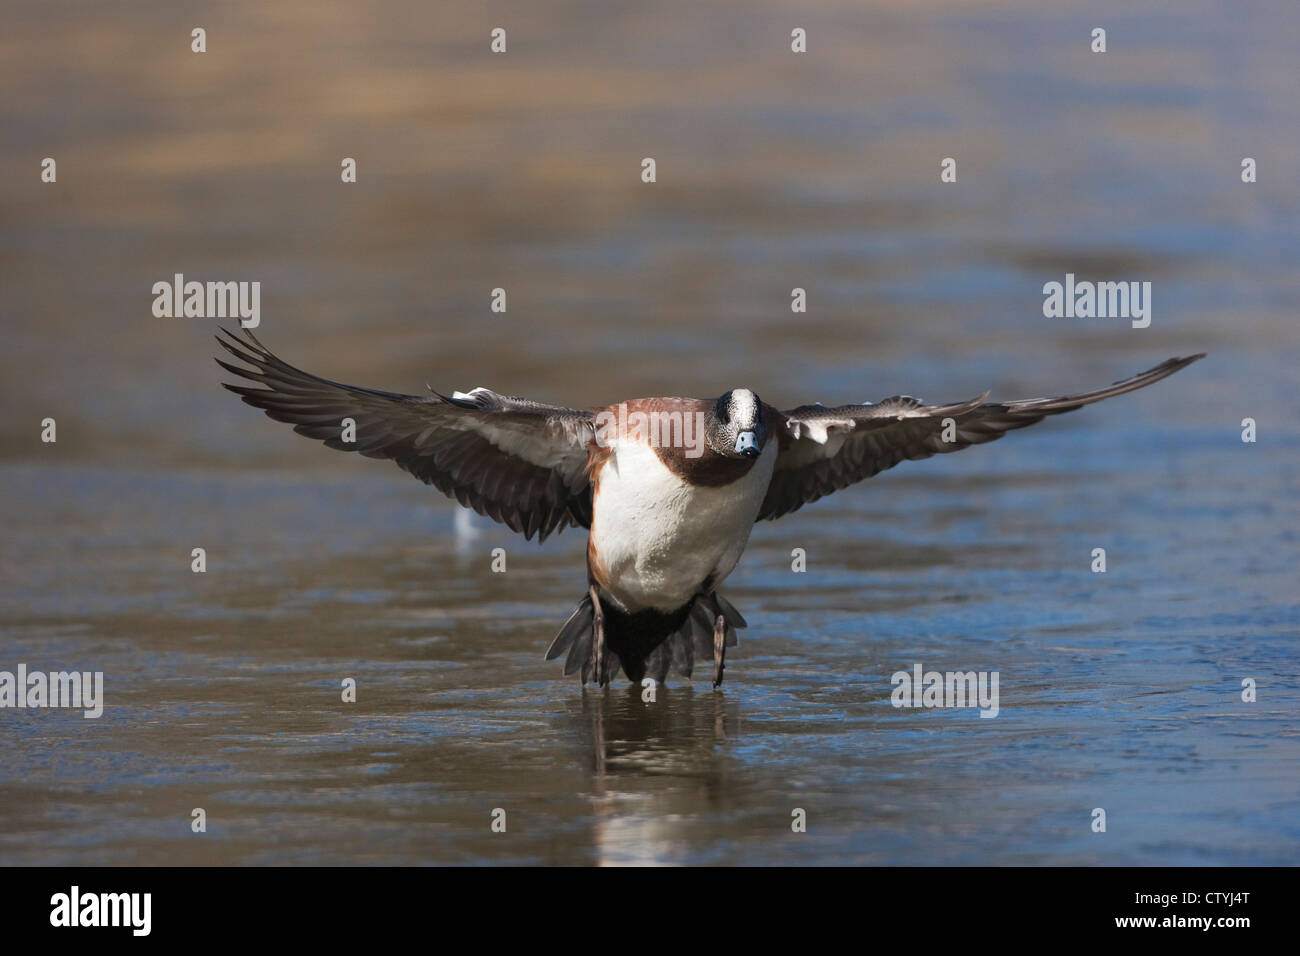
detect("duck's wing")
[216,329,596,541]
[758,354,1204,521]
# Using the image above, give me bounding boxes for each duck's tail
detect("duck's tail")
[544,592,746,685]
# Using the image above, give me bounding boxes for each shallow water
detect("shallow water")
[1,0,1298,865]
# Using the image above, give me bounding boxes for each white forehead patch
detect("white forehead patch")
[728,389,758,427]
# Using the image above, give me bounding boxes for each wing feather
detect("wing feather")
[216,329,596,541]
[760,354,1204,521]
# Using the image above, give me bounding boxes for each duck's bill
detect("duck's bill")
[735,431,759,457]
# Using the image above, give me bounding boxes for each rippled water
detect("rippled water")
[1,0,1297,865]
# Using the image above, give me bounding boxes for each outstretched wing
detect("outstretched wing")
[216,329,596,541]
[758,354,1205,521]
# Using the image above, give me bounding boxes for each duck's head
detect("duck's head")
[707,388,766,459]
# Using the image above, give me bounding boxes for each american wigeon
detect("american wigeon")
[217,330,1202,688]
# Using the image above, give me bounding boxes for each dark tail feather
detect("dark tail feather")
[689,594,740,651]
[667,625,694,677]
[564,629,590,676]
[550,598,605,680]
[688,602,716,660]
[642,644,672,683]
[713,593,748,629]
[547,596,592,664]
[653,592,744,679]
[546,591,746,684]
[546,594,621,683]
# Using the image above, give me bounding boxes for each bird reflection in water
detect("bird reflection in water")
[560,686,744,865]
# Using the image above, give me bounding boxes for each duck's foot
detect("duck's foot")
[590,584,606,688]
[711,612,727,688]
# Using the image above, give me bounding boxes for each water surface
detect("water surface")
[1,0,1297,865]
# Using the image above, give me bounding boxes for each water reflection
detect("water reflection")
[566,686,742,865]
[570,685,737,776]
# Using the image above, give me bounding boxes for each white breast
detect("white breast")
[590,441,776,613]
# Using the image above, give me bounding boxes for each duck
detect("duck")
[216,329,1203,688]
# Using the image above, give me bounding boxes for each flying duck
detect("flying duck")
[216,330,1202,688]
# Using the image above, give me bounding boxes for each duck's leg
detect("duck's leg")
[589,584,606,687]
[711,613,727,688]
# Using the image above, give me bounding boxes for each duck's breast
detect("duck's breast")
[589,440,776,612]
